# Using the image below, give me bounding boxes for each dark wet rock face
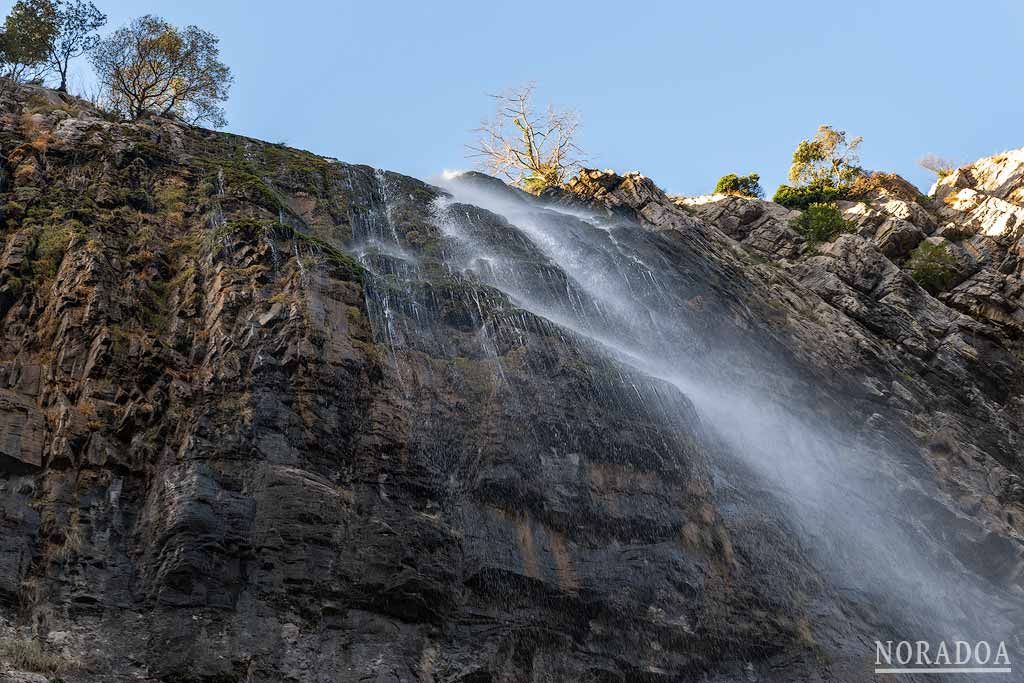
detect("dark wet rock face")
[0,86,1022,682]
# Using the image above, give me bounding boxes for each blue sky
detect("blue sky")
[6,0,1023,195]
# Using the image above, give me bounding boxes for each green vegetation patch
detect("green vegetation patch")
[907,240,958,294]
[773,183,846,210]
[30,219,85,279]
[714,173,763,198]
[210,215,364,280]
[789,203,852,245]
[202,162,283,211]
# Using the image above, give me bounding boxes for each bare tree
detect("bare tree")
[918,154,958,178]
[45,0,105,92]
[468,84,584,193]
[90,15,233,127]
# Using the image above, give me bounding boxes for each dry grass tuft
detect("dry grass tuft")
[0,637,79,673]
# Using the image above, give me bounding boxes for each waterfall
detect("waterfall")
[350,167,1021,673]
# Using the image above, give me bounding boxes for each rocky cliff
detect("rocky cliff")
[0,85,1022,682]
[558,164,1024,533]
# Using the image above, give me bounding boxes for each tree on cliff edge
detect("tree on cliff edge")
[91,15,232,127]
[44,0,106,92]
[773,125,864,209]
[469,84,585,193]
[787,124,862,188]
[0,0,56,88]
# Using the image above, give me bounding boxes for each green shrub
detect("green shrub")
[907,240,957,294]
[521,162,561,194]
[773,183,846,209]
[790,203,851,244]
[522,174,551,194]
[714,173,763,198]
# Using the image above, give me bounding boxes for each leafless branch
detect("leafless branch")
[467,83,585,193]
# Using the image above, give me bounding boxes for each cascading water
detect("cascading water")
[346,166,1021,679]
[437,174,1023,634]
